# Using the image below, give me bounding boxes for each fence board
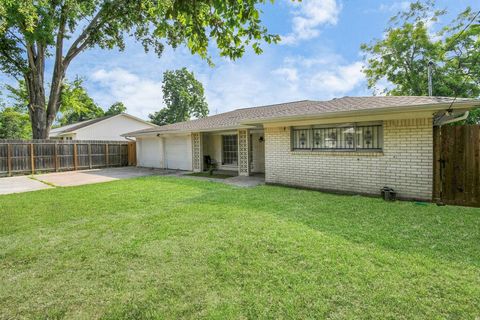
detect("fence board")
[434,125,480,207]
[0,140,134,176]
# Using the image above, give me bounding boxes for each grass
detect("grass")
[0,176,479,319]
[186,172,236,179]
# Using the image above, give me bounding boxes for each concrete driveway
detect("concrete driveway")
[0,167,178,195]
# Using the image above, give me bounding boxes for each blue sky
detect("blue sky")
[3,0,479,119]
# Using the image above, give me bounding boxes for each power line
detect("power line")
[445,9,480,112]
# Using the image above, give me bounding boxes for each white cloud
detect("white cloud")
[272,67,299,82]
[308,61,365,94]
[85,53,367,119]
[378,1,411,13]
[281,0,341,44]
[89,68,164,119]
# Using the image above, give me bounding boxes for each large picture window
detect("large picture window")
[222,135,238,165]
[292,123,383,151]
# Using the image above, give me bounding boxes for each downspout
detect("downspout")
[439,111,469,126]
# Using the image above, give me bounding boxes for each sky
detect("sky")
[2,0,479,119]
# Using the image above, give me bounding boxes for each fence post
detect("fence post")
[88,144,92,169]
[7,144,12,176]
[73,143,78,170]
[30,143,35,174]
[105,143,109,167]
[54,143,59,172]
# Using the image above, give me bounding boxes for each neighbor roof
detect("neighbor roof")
[50,115,116,136]
[50,113,156,137]
[125,96,480,136]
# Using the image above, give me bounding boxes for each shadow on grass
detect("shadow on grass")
[180,179,480,267]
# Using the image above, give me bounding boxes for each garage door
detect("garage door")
[164,136,192,170]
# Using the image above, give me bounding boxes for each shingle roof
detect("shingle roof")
[126,96,480,136]
[50,115,116,135]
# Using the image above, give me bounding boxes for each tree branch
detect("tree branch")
[46,3,68,126]
[64,7,106,66]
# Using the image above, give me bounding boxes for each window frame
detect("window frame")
[221,134,238,165]
[291,122,383,152]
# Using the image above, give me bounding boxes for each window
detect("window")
[222,135,238,165]
[292,123,383,151]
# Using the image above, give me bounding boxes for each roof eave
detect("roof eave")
[240,101,480,125]
[123,124,258,137]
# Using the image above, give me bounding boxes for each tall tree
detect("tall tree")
[361,1,480,98]
[0,1,279,139]
[105,102,126,116]
[58,77,104,125]
[149,68,208,126]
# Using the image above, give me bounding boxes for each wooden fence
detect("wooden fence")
[0,140,136,177]
[433,125,480,207]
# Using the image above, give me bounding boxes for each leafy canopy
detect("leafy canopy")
[361,1,480,98]
[149,68,208,126]
[0,0,280,138]
[105,102,126,116]
[0,0,280,79]
[57,78,104,125]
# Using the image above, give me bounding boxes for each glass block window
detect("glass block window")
[292,123,383,151]
[222,135,238,165]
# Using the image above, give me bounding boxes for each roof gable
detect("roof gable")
[50,113,156,136]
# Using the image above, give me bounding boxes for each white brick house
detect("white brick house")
[125,96,480,201]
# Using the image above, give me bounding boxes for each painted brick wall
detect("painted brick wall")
[264,118,433,200]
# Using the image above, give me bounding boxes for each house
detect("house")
[49,113,157,141]
[125,96,480,201]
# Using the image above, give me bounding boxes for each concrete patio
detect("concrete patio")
[0,167,179,195]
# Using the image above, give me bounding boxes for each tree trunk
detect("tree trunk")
[25,69,49,139]
[31,103,49,139]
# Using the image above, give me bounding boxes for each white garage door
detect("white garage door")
[164,136,192,170]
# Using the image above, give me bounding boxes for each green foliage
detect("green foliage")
[58,78,104,125]
[361,1,480,97]
[4,80,29,112]
[149,68,208,126]
[0,177,479,318]
[0,0,279,137]
[105,101,127,116]
[0,106,31,139]
[464,108,480,124]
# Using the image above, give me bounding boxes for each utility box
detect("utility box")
[381,187,396,201]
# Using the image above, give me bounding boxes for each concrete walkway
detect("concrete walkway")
[0,176,52,195]
[223,174,265,187]
[0,167,178,195]
[182,172,265,188]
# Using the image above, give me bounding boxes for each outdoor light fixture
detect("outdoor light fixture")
[259,136,264,142]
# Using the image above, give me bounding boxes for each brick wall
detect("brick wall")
[264,118,433,200]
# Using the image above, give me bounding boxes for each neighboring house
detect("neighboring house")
[49,113,157,141]
[125,96,480,201]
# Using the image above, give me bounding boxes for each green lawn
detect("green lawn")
[0,177,479,319]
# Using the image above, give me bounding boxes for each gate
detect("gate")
[433,125,480,207]
[128,141,137,166]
